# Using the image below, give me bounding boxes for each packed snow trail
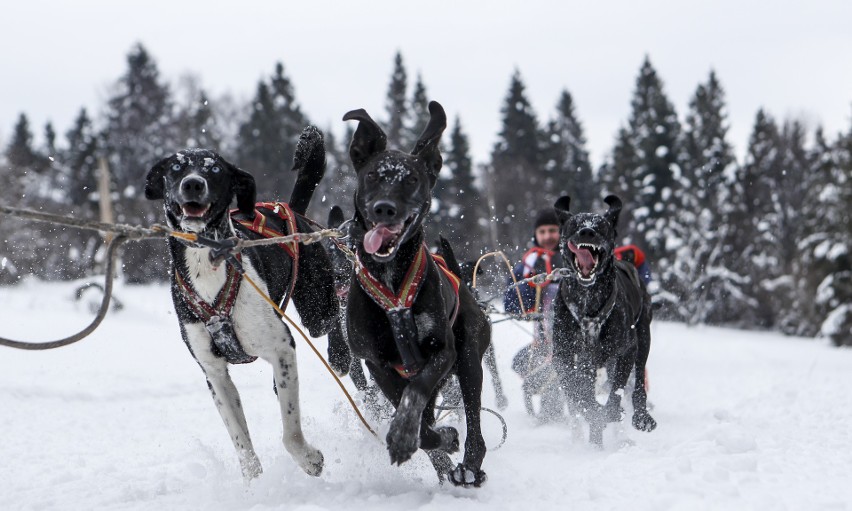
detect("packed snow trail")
[1,279,850,510]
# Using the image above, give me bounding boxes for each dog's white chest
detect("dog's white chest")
[180,248,286,358]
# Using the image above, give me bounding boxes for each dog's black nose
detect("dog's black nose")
[180,175,207,200]
[578,227,595,238]
[372,200,398,221]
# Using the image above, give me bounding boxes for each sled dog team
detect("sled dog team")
[145,100,656,488]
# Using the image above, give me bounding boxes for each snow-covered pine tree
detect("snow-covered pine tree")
[101,43,177,282]
[174,76,222,152]
[384,51,409,149]
[433,115,485,260]
[542,89,595,212]
[489,69,546,253]
[55,108,102,279]
[236,62,308,201]
[724,109,785,328]
[102,44,176,204]
[813,120,852,346]
[1,114,42,283]
[406,73,430,151]
[600,57,684,313]
[675,71,738,324]
[772,120,813,334]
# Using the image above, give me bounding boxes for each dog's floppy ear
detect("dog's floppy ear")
[222,157,256,217]
[553,195,572,223]
[603,194,622,230]
[144,156,170,200]
[411,101,447,187]
[327,205,345,228]
[342,108,387,170]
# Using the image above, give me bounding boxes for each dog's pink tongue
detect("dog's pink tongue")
[363,225,396,254]
[567,242,595,275]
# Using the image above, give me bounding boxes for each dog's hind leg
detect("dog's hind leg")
[266,330,324,476]
[483,344,508,410]
[631,316,657,433]
[449,339,488,487]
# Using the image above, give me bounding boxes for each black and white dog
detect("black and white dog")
[143,128,338,479]
[550,195,657,445]
[341,101,491,487]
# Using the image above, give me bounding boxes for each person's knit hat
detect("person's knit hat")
[534,209,560,229]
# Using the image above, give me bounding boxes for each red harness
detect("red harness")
[174,201,300,364]
[356,244,462,379]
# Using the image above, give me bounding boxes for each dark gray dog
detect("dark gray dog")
[550,195,657,445]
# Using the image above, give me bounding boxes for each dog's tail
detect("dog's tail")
[436,236,464,282]
[289,126,327,216]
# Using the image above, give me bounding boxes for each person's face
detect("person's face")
[535,224,560,251]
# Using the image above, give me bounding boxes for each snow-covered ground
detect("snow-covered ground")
[1,278,851,510]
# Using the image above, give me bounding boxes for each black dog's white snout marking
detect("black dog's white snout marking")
[180,175,208,202]
[372,200,398,222]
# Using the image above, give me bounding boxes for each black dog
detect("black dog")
[550,195,657,445]
[341,101,491,487]
[325,205,393,418]
[143,127,337,479]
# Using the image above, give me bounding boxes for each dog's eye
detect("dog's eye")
[366,171,378,183]
[406,174,418,185]
[171,163,182,172]
[211,165,221,173]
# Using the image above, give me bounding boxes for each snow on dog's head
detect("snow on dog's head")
[553,195,622,287]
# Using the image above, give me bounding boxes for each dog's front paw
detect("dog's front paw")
[448,463,487,488]
[496,393,509,411]
[604,403,625,423]
[632,411,657,432]
[436,426,460,454]
[386,426,420,465]
[327,348,351,376]
[292,125,325,173]
[299,447,324,477]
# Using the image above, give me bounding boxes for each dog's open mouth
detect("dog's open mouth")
[567,241,601,283]
[181,202,210,219]
[363,214,416,258]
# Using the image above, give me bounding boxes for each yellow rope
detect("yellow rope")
[240,273,379,439]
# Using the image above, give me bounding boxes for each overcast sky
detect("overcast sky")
[2,0,850,168]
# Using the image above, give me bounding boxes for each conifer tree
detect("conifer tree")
[406,73,430,150]
[542,89,594,211]
[725,109,785,328]
[101,43,177,282]
[489,69,545,252]
[236,62,308,200]
[814,121,852,345]
[61,108,99,208]
[384,51,408,149]
[433,116,485,259]
[600,57,683,310]
[102,43,177,204]
[5,113,41,175]
[675,71,737,324]
[175,76,222,151]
